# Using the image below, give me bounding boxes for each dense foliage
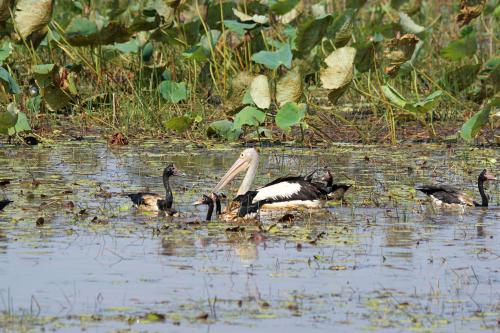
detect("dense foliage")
[0,0,498,143]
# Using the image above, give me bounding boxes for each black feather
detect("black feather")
[416,185,463,204]
[0,199,12,211]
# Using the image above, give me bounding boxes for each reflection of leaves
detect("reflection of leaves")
[296,15,332,56]
[440,64,480,93]
[158,81,188,103]
[233,106,266,129]
[207,120,241,141]
[457,0,486,27]
[441,31,477,61]
[275,102,306,131]
[252,43,292,70]
[460,97,497,141]
[384,34,419,76]
[250,75,271,109]
[320,47,356,103]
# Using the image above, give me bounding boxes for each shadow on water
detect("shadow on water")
[0,142,499,332]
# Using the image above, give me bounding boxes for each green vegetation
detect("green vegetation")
[0,0,498,143]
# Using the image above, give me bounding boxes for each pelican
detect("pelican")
[211,148,324,220]
[416,169,497,209]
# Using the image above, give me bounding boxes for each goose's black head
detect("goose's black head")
[163,163,183,177]
[321,170,333,183]
[479,169,497,182]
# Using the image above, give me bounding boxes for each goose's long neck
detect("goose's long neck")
[163,174,173,209]
[477,178,488,207]
[237,155,259,196]
[206,202,214,221]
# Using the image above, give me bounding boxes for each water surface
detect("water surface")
[0,142,499,332]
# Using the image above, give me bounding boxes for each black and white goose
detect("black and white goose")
[416,169,497,209]
[194,193,222,221]
[307,170,352,201]
[209,148,324,220]
[128,163,183,215]
[0,199,12,211]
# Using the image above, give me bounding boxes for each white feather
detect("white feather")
[261,200,321,209]
[252,182,301,203]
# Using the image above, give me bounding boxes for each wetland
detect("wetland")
[0,141,499,332]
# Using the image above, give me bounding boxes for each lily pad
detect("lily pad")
[250,75,271,109]
[14,0,53,46]
[233,106,266,129]
[0,103,18,134]
[320,47,356,103]
[457,0,486,27]
[252,43,292,70]
[0,67,21,94]
[441,31,477,61]
[224,20,256,36]
[159,81,188,103]
[164,116,193,132]
[0,41,13,64]
[276,67,302,106]
[384,34,419,76]
[207,120,241,141]
[296,15,332,56]
[232,8,268,24]
[269,0,300,15]
[460,98,497,141]
[275,102,306,131]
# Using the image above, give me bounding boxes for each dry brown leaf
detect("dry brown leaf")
[276,67,302,106]
[383,34,419,76]
[14,0,53,40]
[457,0,486,27]
[250,75,271,109]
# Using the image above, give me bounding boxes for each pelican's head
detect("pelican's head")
[213,148,259,193]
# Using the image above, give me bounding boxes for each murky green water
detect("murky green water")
[0,141,499,332]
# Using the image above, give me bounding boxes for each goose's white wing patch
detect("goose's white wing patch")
[252,182,301,203]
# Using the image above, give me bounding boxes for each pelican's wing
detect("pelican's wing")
[252,179,322,204]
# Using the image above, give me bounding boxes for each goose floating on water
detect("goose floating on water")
[416,169,497,209]
[0,199,12,211]
[307,169,352,201]
[210,148,325,220]
[128,164,183,215]
[194,193,221,221]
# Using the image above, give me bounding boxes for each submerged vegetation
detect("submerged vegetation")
[0,0,498,144]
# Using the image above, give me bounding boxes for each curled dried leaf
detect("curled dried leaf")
[14,0,53,43]
[250,75,271,109]
[457,0,485,27]
[383,34,419,76]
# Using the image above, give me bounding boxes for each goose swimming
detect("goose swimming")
[128,163,183,215]
[416,169,496,209]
